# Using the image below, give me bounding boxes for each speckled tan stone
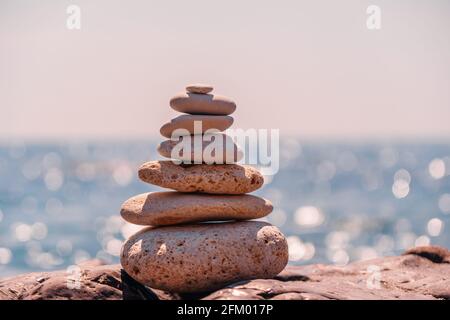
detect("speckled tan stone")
[120,192,273,226]
[157,134,243,164]
[160,115,233,138]
[170,92,236,115]
[138,161,264,194]
[186,84,214,94]
[120,221,288,293]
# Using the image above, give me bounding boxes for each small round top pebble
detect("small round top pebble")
[186,84,214,94]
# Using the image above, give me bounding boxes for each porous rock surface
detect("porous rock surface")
[138,161,264,194]
[1,246,449,300]
[120,221,288,293]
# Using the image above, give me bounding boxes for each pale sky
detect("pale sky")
[1,0,449,140]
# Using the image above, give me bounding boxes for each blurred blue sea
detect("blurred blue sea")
[0,139,449,277]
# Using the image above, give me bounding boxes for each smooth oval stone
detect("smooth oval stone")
[160,115,233,139]
[138,161,264,194]
[170,92,236,115]
[157,134,243,164]
[120,221,288,293]
[120,192,273,226]
[186,84,213,94]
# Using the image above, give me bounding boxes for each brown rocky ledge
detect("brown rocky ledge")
[1,246,449,300]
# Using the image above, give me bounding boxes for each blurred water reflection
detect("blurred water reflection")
[0,140,449,276]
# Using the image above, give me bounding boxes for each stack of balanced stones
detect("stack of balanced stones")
[120,84,288,293]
